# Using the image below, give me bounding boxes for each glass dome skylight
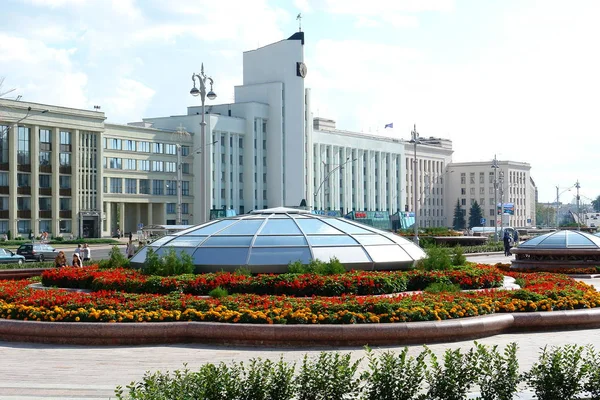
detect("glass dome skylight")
[130,207,426,273]
[519,230,600,249]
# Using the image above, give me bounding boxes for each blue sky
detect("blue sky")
[2,0,599,204]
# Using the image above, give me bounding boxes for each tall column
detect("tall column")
[72,130,80,237]
[147,202,153,226]
[135,203,141,231]
[51,127,60,236]
[118,202,125,234]
[31,126,40,236]
[314,144,321,209]
[105,201,111,236]
[8,124,18,236]
[224,132,231,210]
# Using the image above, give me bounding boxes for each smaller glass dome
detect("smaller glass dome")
[519,230,600,249]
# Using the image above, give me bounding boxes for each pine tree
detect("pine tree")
[452,199,466,230]
[468,201,484,228]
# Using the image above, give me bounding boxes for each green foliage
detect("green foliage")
[511,289,546,302]
[473,342,520,400]
[141,248,193,276]
[451,245,466,266]
[286,257,346,275]
[468,201,484,229]
[523,345,588,400]
[0,260,53,270]
[423,282,461,293]
[296,353,360,400]
[419,246,452,271]
[208,286,228,299]
[234,266,252,276]
[6,230,11,240]
[99,245,130,269]
[361,347,426,400]
[583,345,600,399]
[424,347,476,400]
[452,199,466,230]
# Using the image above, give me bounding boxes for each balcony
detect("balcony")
[39,188,52,196]
[39,210,52,218]
[0,186,8,195]
[17,186,31,195]
[59,166,71,174]
[17,164,31,173]
[0,163,8,171]
[40,165,52,173]
[59,210,72,219]
[0,210,7,219]
[60,188,72,196]
[17,210,31,219]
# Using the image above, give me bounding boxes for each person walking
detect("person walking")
[74,244,81,258]
[503,229,512,256]
[513,230,519,245]
[81,243,91,262]
[126,240,136,259]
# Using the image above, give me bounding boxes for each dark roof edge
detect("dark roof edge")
[287,31,304,45]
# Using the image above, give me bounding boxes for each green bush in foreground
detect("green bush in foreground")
[116,343,600,400]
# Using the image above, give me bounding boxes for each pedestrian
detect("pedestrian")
[54,251,67,268]
[81,243,91,262]
[29,230,34,243]
[74,244,81,257]
[128,231,133,242]
[72,252,82,267]
[503,229,512,256]
[116,228,121,238]
[513,230,519,245]
[126,241,135,259]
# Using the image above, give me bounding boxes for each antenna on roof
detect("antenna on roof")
[297,13,302,32]
[93,105,101,111]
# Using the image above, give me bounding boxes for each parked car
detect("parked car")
[16,243,59,262]
[0,248,25,264]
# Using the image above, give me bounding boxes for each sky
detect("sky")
[1,0,599,204]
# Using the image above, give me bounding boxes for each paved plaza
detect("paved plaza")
[0,252,596,399]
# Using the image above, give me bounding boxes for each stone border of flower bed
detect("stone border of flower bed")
[1,308,600,346]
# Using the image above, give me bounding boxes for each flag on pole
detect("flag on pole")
[384,123,393,129]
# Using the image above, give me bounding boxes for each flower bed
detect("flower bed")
[1,270,599,324]
[40,265,504,296]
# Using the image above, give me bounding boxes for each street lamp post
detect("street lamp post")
[314,157,356,209]
[555,185,573,229]
[190,64,217,224]
[491,155,500,242]
[575,180,581,231]
[410,124,419,245]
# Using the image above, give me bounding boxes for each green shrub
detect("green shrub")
[286,258,346,275]
[451,246,466,266]
[0,260,53,270]
[419,246,452,271]
[296,353,360,400]
[360,347,426,400]
[52,236,64,242]
[424,347,477,400]
[100,245,129,269]
[514,277,526,288]
[142,248,161,275]
[473,342,520,400]
[234,266,252,276]
[523,345,588,400]
[208,286,228,298]
[141,248,194,276]
[583,345,600,399]
[511,289,546,302]
[423,282,461,294]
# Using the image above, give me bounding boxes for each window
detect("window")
[17,197,31,210]
[489,172,494,184]
[39,129,51,151]
[39,197,51,210]
[152,180,164,195]
[59,175,71,189]
[470,173,475,184]
[0,125,8,164]
[39,220,51,234]
[124,140,136,151]
[138,160,150,171]
[152,161,164,172]
[239,138,243,148]
[182,181,189,196]
[166,203,176,214]
[239,155,243,165]
[39,174,51,188]
[181,146,190,156]
[239,189,243,199]
[470,187,475,195]
[460,173,465,185]
[0,197,7,210]
[0,172,7,186]
[489,187,494,195]
[138,141,150,152]
[480,187,485,194]
[489,209,494,217]
[166,180,177,196]
[124,159,136,170]
[109,138,121,150]
[17,220,31,234]
[182,203,189,214]
[60,198,71,210]
[103,177,107,193]
[17,126,30,165]
[59,153,71,167]
[0,220,7,234]
[102,137,107,149]
[59,220,71,233]
[139,179,150,194]
[461,198,466,206]
[182,163,190,174]
[165,162,176,173]
[109,157,122,169]
[479,172,484,184]
[489,198,495,206]
[461,188,466,195]
[39,151,51,166]
[110,178,122,193]
[165,144,176,155]
[152,143,163,153]
[262,121,267,133]
[17,173,30,187]
[125,178,137,194]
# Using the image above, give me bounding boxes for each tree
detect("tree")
[536,203,556,227]
[452,199,466,230]
[468,201,484,228]
[592,195,600,212]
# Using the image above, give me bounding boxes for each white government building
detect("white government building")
[0,31,535,238]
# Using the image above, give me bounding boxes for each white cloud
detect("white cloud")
[324,0,455,15]
[294,0,312,13]
[103,78,155,122]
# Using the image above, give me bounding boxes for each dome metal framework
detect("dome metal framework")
[130,207,426,273]
[512,230,600,270]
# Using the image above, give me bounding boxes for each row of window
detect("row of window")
[0,172,72,189]
[1,196,72,211]
[104,138,188,156]
[104,178,190,196]
[0,220,72,234]
[103,158,189,173]
[166,203,190,214]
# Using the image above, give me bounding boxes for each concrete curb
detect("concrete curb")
[2,309,600,346]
